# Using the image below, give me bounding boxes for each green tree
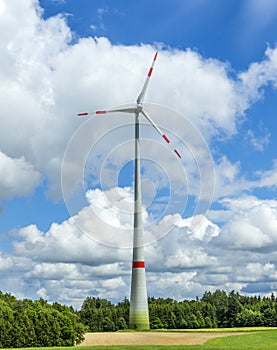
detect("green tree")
[236,308,263,327]
[102,316,116,331]
[0,300,14,348]
[226,291,242,327]
[117,316,128,330]
[202,290,228,327]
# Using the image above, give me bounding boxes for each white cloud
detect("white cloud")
[257,159,277,189]
[0,0,5,15]
[0,0,73,199]
[0,151,41,199]
[238,46,277,102]
[0,0,276,203]
[0,254,14,271]
[86,187,136,228]
[214,195,277,251]
[1,189,277,306]
[246,262,277,281]
[214,156,242,198]
[1,0,277,306]
[223,221,271,249]
[247,129,270,151]
[211,156,277,200]
[37,287,48,300]
[151,50,241,136]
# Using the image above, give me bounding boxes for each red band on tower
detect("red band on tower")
[132,261,145,268]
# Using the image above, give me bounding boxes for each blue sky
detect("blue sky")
[0,0,277,307]
[39,0,277,68]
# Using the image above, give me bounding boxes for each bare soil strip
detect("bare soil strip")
[79,331,245,346]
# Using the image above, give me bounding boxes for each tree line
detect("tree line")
[1,289,277,347]
[79,290,277,331]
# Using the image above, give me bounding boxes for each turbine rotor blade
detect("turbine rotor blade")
[96,107,137,114]
[136,52,158,105]
[141,109,181,159]
[77,107,137,117]
[141,109,164,137]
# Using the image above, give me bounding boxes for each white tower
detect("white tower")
[129,112,149,329]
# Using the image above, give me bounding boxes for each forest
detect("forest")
[79,290,277,331]
[1,289,277,347]
[0,292,86,348]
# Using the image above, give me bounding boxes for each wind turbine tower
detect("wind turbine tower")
[77,52,181,329]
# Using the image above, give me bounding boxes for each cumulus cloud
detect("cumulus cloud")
[0,188,275,307]
[211,156,277,200]
[0,151,41,199]
[0,0,74,199]
[256,159,277,189]
[1,0,277,306]
[0,254,14,271]
[3,187,219,305]
[238,46,277,103]
[1,0,277,202]
[213,195,277,251]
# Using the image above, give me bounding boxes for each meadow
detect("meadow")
[4,328,277,350]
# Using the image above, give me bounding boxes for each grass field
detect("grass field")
[203,329,277,349]
[5,328,277,350]
[140,326,277,332]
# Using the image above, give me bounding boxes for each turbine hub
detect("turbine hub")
[136,104,143,113]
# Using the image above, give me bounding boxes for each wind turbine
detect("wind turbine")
[77,52,181,329]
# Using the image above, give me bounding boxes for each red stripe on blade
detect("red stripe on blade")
[132,261,145,268]
[162,134,170,143]
[174,149,181,158]
[77,112,88,116]
[154,52,158,61]
[96,110,107,114]
[148,67,153,77]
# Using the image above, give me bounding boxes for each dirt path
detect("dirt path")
[79,331,245,346]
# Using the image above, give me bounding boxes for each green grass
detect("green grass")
[5,329,277,350]
[142,326,277,332]
[118,326,277,333]
[204,329,277,349]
